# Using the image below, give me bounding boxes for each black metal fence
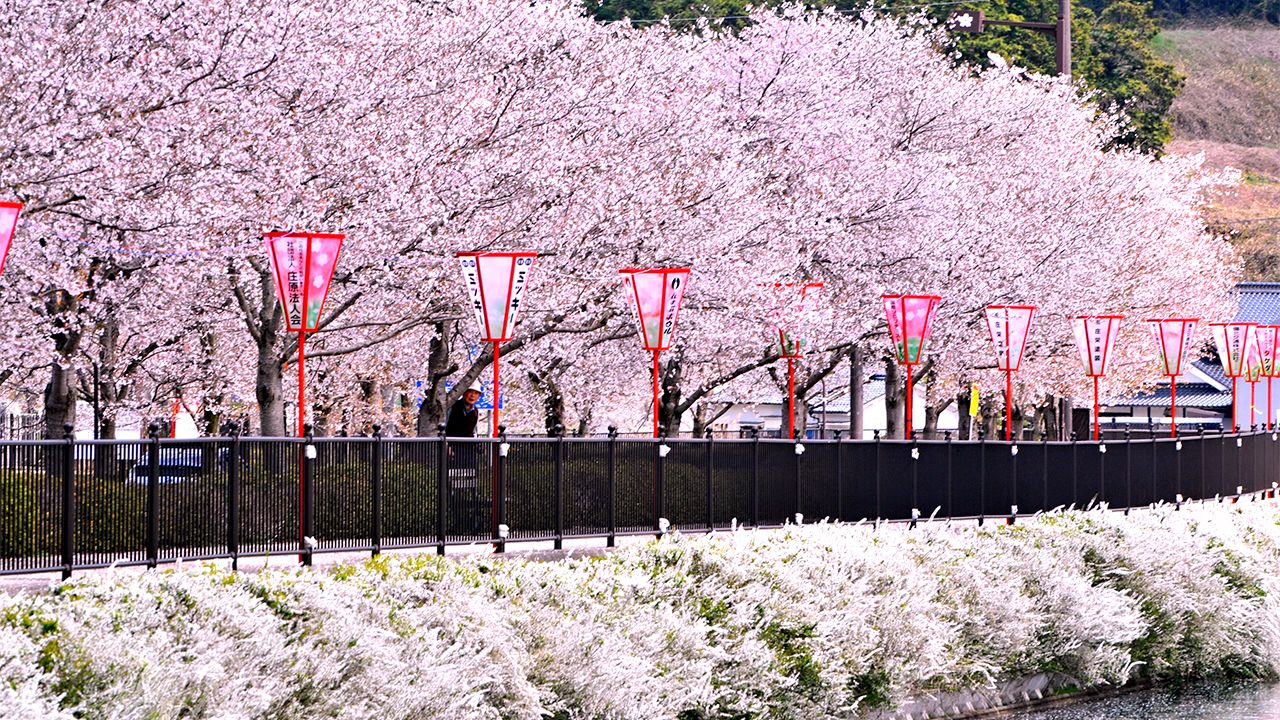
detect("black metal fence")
[3,425,1277,578]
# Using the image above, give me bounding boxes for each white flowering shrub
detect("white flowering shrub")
[3,502,1280,719]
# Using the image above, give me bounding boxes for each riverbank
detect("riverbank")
[3,501,1279,719]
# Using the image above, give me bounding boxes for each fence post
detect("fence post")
[750,427,760,528]
[1124,426,1132,515]
[146,422,160,568]
[874,429,882,523]
[494,425,508,553]
[834,429,844,522]
[910,433,919,525]
[436,423,447,555]
[371,424,382,557]
[302,424,315,567]
[654,425,667,539]
[607,426,617,548]
[704,427,714,533]
[554,424,565,550]
[1150,420,1158,506]
[1041,432,1049,513]
[228,423,241,571]
[60,423,75,581]
[1200,426,1207,501]
[1070,431,1078,509]
[944,430,953,520]
[1008,437,1018,525]
[794,430,803,522]
[1098,435,1106,510]
[977,425,985,525]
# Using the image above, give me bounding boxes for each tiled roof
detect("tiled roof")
[809,378,886,412]
[1234,282,1280,323]
[1191,358,1230,388]
[1110,383,1233,408]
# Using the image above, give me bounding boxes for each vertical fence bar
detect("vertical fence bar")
[654,430,666,538]
[1009,440,1018,524]
[1151,423,1158,506]
[978,426,986,525]
[146,423,160,568]
[371,425,383,556]
[794,434,803,521]
[1200,427,1207,500]
[554,428,565,550]
[1041,433,1049,513]
[302,425,315,567]
[607,426,617,548]
[1071,432,1078,509]
[1124,427,1132,514]
[910,435,919,523]
[834,430,844,522]
[945,431,954,520]
[750,428,760,528]
[495,426,507,553]
[704,429,714,532]
[874,429,883,522]
[228,424,241,570]
[437,424,447,555]
[60,423,75,580]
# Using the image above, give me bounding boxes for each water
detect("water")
[1005,682,1280,719]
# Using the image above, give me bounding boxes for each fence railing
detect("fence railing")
[3,425,1277,578]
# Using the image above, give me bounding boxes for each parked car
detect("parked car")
[126,448,213,484]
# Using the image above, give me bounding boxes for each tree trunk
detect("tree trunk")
[659,356,684,436]
[923,392,940,441]
[883,354,902,439]
[957,386,971,441]
[256,337,286,437]
[850,346,865,439]
[415,320,458,436]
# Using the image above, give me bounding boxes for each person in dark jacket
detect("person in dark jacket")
[446,381,482,438]
[445,380,483,533]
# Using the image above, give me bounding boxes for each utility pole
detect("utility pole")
[949,0,1072,77]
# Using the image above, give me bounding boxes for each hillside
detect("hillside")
[1156,25,1280,279]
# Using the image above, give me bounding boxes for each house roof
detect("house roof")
[1112,383,1233,409]
[1234,282,1280,323]
[809,378,886,413]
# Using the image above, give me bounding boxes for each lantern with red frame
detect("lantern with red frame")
[620,268,691,437]
[1146,319,1198,437]
[767,282,823,439]
[1244,329,1265,429]
[265,232,344,436]
[265,231,344,562]
[0,202,21,275]
[1071,316,1123,440]
[985,306,1035,441]
[1255,325,1280,429]
[456,251,537,437]
[1209,322,1255,432]
[882,294,941,437]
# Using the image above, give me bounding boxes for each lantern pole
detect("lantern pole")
[1269,375,1274,431]
[1005,369,1014,442]
[652,350,661,438]
[492,340,501,437]
[1252,377,1258,429]
[297,332,306,437]
[1232,378,1238,433]
[1170,380,1178,438]
[1093,376,1101,441]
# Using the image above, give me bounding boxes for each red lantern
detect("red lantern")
[882,294,941,437]
[1210,322,1256,432]
[265,231,344,562]
[767,282,823,439]
[621,268,691,437]
[985,306,1035,441]
[265,231,345,436]
[1146,318,1197,437]
[1255,325,1280,429]
[456,251,537,437]
[1071,316,1123,440]
[0,202,20,276]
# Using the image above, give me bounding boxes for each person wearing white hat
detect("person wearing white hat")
[446,380,483,438]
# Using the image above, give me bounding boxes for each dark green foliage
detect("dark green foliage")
[587,0,1185,153]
